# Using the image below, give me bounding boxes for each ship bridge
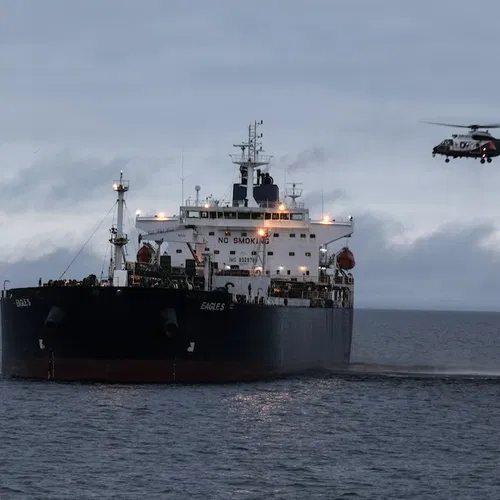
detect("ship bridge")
[135,197,353,282]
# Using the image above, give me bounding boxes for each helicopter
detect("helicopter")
[422,121,500,163]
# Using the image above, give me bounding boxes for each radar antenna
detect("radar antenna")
[285,182,303,208]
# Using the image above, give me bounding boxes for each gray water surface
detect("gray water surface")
[1,309,499,499]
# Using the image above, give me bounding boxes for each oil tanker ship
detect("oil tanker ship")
[1,121,356,383]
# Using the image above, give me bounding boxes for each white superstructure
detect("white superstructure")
[135,121,354,285]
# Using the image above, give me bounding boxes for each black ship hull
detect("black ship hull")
[1,286,353,383]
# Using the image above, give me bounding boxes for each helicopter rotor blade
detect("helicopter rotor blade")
[470,124,500,129]
[420,121,471,128]
[421,120,500,129]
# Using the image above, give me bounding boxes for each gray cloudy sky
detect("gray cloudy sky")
[1,0,500,310]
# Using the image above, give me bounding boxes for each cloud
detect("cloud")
[1,142,499,309]
[0,152,125,211]
[3,0,497,148]
[300,189,347,211]
[351,213,500,310]
[2,208,500,311]
[0,149,182,212]
[0,248,104,289]
[2,0,500,309]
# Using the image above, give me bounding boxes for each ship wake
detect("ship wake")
[329,362,500,381]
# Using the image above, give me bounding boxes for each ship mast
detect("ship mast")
[229,120,272,207]
[109,171,129,282]
[285,182,303,208]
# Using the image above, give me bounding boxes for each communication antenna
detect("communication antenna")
[180,148,185,206]
[321,187,324,219]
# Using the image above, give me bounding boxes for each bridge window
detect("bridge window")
[209,212,217,219]
[238,212,251,220]
[280,213,290,220]
[225,212,237,219]
[291,213,304,221]
[271,213,279,220]
[201,211,208,218]
[265,213,271,220]
[187,211,200,218]
[252,212,264,220]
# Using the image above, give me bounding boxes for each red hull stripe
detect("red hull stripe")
[3,358,344,384]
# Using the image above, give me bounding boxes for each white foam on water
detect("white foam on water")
[335,363,500,379]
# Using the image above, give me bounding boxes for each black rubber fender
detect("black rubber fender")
[45,306,65,329]
[161,307,178,337]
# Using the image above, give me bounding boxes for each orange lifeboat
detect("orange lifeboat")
[336,247,355,270]
[137,245,153,264]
